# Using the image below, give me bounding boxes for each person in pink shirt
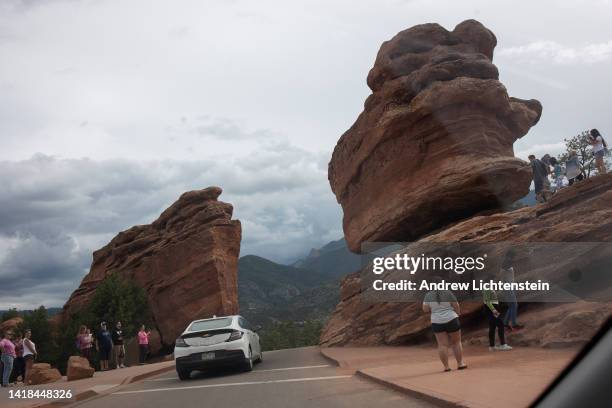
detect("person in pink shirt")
[76,325,93,364]
[0,331,16,387]
[137,325,151,365]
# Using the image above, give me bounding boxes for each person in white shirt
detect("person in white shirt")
[22,329,36,386]
[590,129,607,175]
[422,284,467,372]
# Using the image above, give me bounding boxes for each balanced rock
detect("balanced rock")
[61,187,241,348]
[28,363,62,385]
[66,356,94,381]
[328,20,542,252]
[321,174,612,347]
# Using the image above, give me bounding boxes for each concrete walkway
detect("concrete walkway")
[321,345,577,408]
[0,361,174,408]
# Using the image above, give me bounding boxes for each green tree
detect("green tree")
[557,130,596,178]
[17,306,58,365]
[85,273,151,338]
[53,273,152,373]
[1,308,20,322]
[259,320,323,351]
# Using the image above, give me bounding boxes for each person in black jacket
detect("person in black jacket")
[111,321,126,369]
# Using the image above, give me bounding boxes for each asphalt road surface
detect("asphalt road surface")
[69,346,435,408]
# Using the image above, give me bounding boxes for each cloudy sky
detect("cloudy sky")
[1,0,611,309]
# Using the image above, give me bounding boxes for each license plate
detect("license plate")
[201,352,215,361]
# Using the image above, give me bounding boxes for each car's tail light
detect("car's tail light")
[227,330,243,342]
[175,337,188,347]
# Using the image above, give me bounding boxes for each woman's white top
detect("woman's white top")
[22,339,35,357]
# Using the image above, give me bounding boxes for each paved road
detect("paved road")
[69,347,435,408]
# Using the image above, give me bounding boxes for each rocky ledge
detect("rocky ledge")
[321,174,612,347]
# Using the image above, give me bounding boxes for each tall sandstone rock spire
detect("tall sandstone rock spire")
[328,19,542,253]
[321,20,612,348]
[61,186,241,348]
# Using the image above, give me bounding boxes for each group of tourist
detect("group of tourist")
[0,329,37,387]
[76,321,152,372]
[422,250,523,372]
[0,321,152,387]
[529,128,608,203]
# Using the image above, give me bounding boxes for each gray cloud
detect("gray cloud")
[0,150,342,309]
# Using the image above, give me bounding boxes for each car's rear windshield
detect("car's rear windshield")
[188,317,232,332]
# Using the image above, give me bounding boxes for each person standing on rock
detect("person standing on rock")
[565,150,584,186]
[549,157,564,191]
[422,282,467,372]
[589,129,608,175]
[501,251,523,332]
[137,325,151,365]
[483,282,512,351]
[529,154,551,203]
[0,330,16,387]
[22,329,36,386]
[95,322,112,371]
[112,321,126,369]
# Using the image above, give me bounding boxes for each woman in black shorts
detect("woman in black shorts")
[422,287,467,372]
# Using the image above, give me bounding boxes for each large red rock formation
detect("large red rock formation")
[0,317,23,334]
[66,356,95,381]
[62,187,241,347]
[320,174,612,347]
[329,20,542,253]
[28,363,61,385]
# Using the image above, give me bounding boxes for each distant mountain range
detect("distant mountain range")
[237,192,541,328]
[290,238,362,279]
[238,239,360,327]
[0,307,62,318]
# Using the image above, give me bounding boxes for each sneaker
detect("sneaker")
[120,364,126,368]
[488,346,496,351]
[495,344,513,351]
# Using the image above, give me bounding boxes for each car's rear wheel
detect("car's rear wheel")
[177,368,191,381]
[255,350,263,364]
[243,347,253,372]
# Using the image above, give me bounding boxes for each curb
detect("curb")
[124,365,174,384]
[319,348,465,408]
[354,370,468,408]
[29,364,174,408]
[32,389,99,408]
[318,348,341,367]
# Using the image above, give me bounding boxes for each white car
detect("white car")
[174,315,262,380]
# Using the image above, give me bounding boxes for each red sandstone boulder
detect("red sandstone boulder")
[328,20,542,252]
[66,356,94,381]
[0,317,23,334]
[321,174,612,347]
[28,363,61,385]
[61,187,241,348]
